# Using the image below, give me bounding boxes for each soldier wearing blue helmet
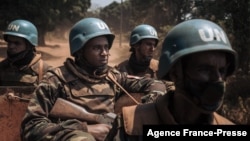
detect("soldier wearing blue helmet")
[111,19,238,141]
[0,19,52,85]
[21,18,166,141]
[0,19,52,141]
[116,24,159,78]
[115,24,174,106]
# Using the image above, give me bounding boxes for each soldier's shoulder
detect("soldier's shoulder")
[44,66,66,79]
[110,66,142,79]
[115,60,132,74]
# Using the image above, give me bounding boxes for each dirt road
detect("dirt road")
[0,39,131,67]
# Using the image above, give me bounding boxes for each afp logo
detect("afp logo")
[198,28,227,44]
[7,24,20,32]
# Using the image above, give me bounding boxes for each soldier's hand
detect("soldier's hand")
[87,123,111,141]
[141,93,163,103]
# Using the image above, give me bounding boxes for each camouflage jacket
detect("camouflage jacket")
[116,58,158,79]
[21,58,166,141]
[0,53,52,86]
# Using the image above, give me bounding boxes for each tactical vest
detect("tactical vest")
[47,65,121,114]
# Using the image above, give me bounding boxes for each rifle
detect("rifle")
[49,98,117,126]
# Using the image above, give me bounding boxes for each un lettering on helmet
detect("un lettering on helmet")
[198,28,227,44]
[97,22,109,30]
[7,24,20,32]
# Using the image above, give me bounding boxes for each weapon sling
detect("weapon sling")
[107,72,141,105]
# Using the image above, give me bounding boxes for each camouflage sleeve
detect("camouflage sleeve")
[116,71,167,103]
[20,71,92,141]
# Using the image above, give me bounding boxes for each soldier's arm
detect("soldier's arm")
[117,71,167,101]
[20,71,88,141]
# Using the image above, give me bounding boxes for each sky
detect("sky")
[90,0,121,9]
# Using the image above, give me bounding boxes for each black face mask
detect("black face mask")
[185,76,226,113]
[7,48,34,68]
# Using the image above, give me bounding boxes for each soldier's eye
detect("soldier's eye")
[7,41,22,46]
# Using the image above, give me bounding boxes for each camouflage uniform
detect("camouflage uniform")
[0,53,51,86]
[116,56,159,79]
[20,58,166,141]
[115,57,173,112]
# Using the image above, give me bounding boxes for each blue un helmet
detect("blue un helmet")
[157,19,238,80]
[129,24,158,51]
[69,18,115,56]
[3,19,38,46]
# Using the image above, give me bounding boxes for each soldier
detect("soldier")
[114,24,174,111]
[20,17,166,141]
[116,24,159,79]
[113,19,238,140]
[0,19,52,85]
[0,19,52,141]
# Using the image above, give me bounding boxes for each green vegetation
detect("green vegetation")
[0,0,91,45]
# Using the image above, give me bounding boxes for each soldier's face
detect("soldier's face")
[136,38,156,62]
[6,35,26,55]
[83,36,110,67]
[183,51,229,112]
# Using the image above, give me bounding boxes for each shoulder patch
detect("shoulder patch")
[126,75,141,79]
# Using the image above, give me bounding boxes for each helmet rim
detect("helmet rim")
[157,19,238,80]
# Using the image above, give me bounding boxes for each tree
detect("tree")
[181,0,250,74]
[0,0,91,46]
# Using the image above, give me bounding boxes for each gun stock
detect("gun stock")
[49,98,116,125]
